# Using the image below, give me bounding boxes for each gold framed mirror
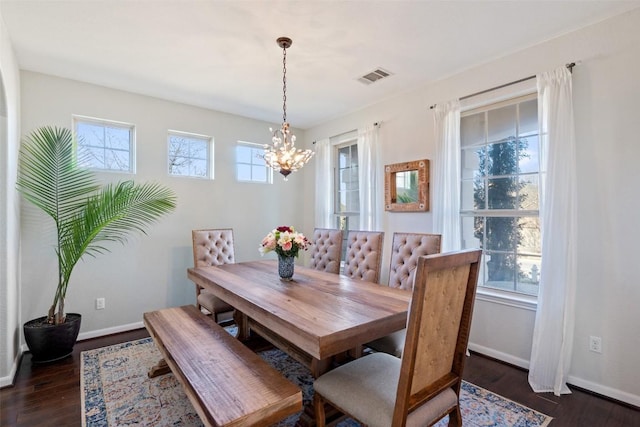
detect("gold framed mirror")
[384,159,429,212]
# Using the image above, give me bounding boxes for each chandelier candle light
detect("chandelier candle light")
[263,37,314,180]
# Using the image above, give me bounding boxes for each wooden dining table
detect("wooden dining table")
[187,260,411,378]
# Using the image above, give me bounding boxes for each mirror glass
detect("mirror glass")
[395,171,419,204]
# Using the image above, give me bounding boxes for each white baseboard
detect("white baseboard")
[18,321,145,354]
[469,342,639,408]
[567,375,640,408]
[77,321,144,341]
[0,353,20,388]
[467,342,530,369]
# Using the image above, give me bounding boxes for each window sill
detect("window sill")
[475,288,538,311]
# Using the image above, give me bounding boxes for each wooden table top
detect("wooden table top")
[187,260,411,361]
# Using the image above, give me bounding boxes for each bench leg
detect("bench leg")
[148,358,171,378]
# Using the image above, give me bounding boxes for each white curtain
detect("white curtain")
[314,138,333,228]
[432,100,461,252]
[529,66,577,395]
[357,124,382,231]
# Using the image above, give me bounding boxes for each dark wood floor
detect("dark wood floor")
[1,328,638,426]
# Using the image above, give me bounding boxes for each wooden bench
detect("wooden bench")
[143,305,302,427]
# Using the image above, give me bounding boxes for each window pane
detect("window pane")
[253,150,266,166]
[487,177,518,209]
[461,147,483,179]
[237,164,251,181]
[347,190,360,212]
[237,146,252,163]
[81,146,105,169]
[484,250,516,288]
[519,175,539,210]
[519,135,539,173]
[485,217,517,252]
[486,140,519,176]
[487,104,516,143]
[190,159,207,177]
[517,254,540,296]
[77,122,104,147]
[104,150,129,171]
[461,216,481,249]
[252,165,267,182]
[461,112,485,148]
[105,127,130,150]
[461,179,476,210]
[338,146,350,168]
[190,141,207,159]
[172,164,189,176]
[519,99,538,136]
[518,217,541,254]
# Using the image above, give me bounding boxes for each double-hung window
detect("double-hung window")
[334,137,359,262]
[168,131,213,179]
[236,141,272,183]
[460,94,541,296]
[74,116,135,172]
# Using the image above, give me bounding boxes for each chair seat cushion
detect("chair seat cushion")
[314,353,400,427]
[197,290,234,313]
[366,329,406,358]
[314,352,458,427]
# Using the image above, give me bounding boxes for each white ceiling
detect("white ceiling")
[1,0,639,129]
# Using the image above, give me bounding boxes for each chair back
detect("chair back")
[342,231,384,283]
[309,228,343,274]
[192,228,235,267]
[392,249,481,426]
[388,232,441,290]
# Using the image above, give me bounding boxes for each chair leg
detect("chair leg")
[448,405,462,427]
[314,393,326,427]
[195,284,202,311]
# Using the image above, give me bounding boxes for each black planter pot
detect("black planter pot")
[23,313,82,363]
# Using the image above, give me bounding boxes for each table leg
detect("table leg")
[310,357,332,378]
[148,358,170,378]
[233,310,250,341]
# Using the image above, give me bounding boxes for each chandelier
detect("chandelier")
[264,37,314,180]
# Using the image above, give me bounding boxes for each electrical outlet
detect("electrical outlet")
[96,297,106,310]
[589,335,602,353]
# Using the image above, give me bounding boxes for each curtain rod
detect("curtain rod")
[429,62,576,110]
[313,122,380,144]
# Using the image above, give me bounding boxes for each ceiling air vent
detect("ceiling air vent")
[357,68,393,85]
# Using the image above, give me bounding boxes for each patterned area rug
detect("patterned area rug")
[81,336,552,427]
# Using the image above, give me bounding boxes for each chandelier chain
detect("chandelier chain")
[282,45,287,123]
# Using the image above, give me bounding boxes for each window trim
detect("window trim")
[235,140,273,184]
[167,129,214,180]
[72,115,136,174]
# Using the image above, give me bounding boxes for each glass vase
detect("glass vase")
[277,254,295,281]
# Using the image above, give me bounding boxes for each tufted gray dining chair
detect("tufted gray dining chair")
[367,232,442,357]
[342,230,385,284]
[192,228,235,323]
[313,249,482,427]
[308,228,343,274]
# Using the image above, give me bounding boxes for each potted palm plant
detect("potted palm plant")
[17,126,176,362]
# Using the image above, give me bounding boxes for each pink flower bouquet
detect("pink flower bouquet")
[259,226,310,258]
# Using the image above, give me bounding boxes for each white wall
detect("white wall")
[303,9,640,406]
[19,71,307,337]
[0,11,22,387]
